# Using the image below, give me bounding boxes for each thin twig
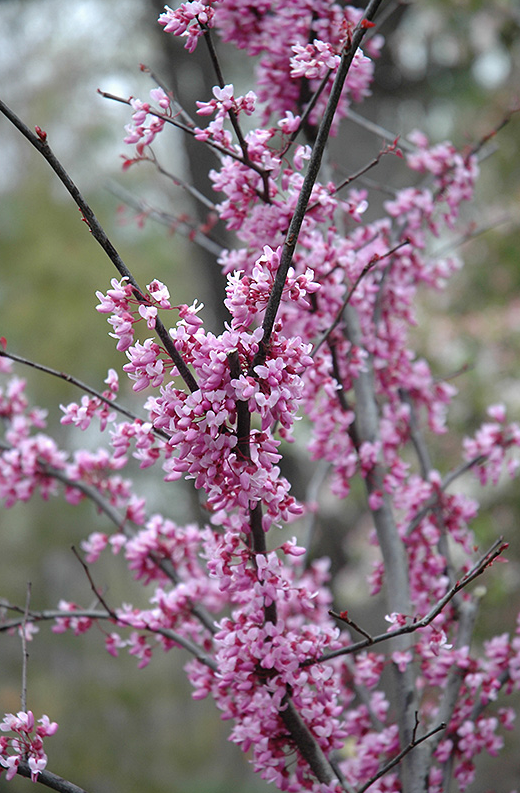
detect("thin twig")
[141,63,198,128]
[1,605,217,671]
[150,155,217,211]
[306,143,401,214]
[106,180,223,257]
[467,105,520,159]
[20,583,32,715]
[282,68,335,154]
[356,718,446,793]
[99,90,270,188]
[311,537,507,664]
[201,28,251,163]
[329,609,373,642]
[405,454,488,537]
[0,98,198,394]
[71,547,115,616]
[0,349,168,436]
[312,239,410,357]
[0,440,217,635]
[430,215,514,259]
[346,109,415,152]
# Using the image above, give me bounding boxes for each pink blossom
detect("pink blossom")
[0,711,57,782]
[159,2,216,52]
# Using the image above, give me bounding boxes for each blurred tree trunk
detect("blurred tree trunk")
[149,0,230,332]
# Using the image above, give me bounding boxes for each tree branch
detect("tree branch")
[251,0,386,370]
[356,718,446,793]
[0,605,217,671]
[0,98,198,395]
[0,440,217,636]
[313,537,507,665]
[0,349,169,438]
[280,697,340,787]
[17,763,90,793]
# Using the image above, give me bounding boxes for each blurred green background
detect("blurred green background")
[1,0,520,791]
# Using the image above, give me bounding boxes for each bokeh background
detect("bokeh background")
[1,1,519,791]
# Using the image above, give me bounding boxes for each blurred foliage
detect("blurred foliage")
[1,0,520,791]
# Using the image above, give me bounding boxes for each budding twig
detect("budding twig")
[20,583,32,715]
[0,349,164,434]
[312,537,508,664]
[356,716,446,793]
[0,98,198,394]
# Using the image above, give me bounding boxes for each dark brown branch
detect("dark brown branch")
[1,604,217,671]
[329,610,373,642]
[280,697,339,787]
[311,538,507,665]
[201,29,249,159]
[17,763,89,793]
[251,0,385,371]
[356,718,446,793]
[0,98,198,395]
[0,349,170,438]
[282,68,335,155]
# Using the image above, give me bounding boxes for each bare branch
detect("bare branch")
[356,718,446,793]
[0,605,217,671]
[20,583,32,715]
[0,349,168,437]
[313,537,507,664]
[346,109,416,153]
[106,181,223,257]
[17,763,90,793]
[0,98,198,395]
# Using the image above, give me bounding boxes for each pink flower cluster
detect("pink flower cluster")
[0,711,58,782]
[60,369,118,431]
[195,84,256,148]
[95,277,171,352]
[463,404,520,485]
[159,1,218,52]
[123,88,172,161]
[1,1,520,791]
[211,1,382,128]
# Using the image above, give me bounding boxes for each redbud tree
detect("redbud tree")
[1,2,519,792]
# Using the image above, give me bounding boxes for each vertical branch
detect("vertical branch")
[21,583,32,715]
[202,28,251,161]
[252,0,385,370]
[343,303,426,793]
